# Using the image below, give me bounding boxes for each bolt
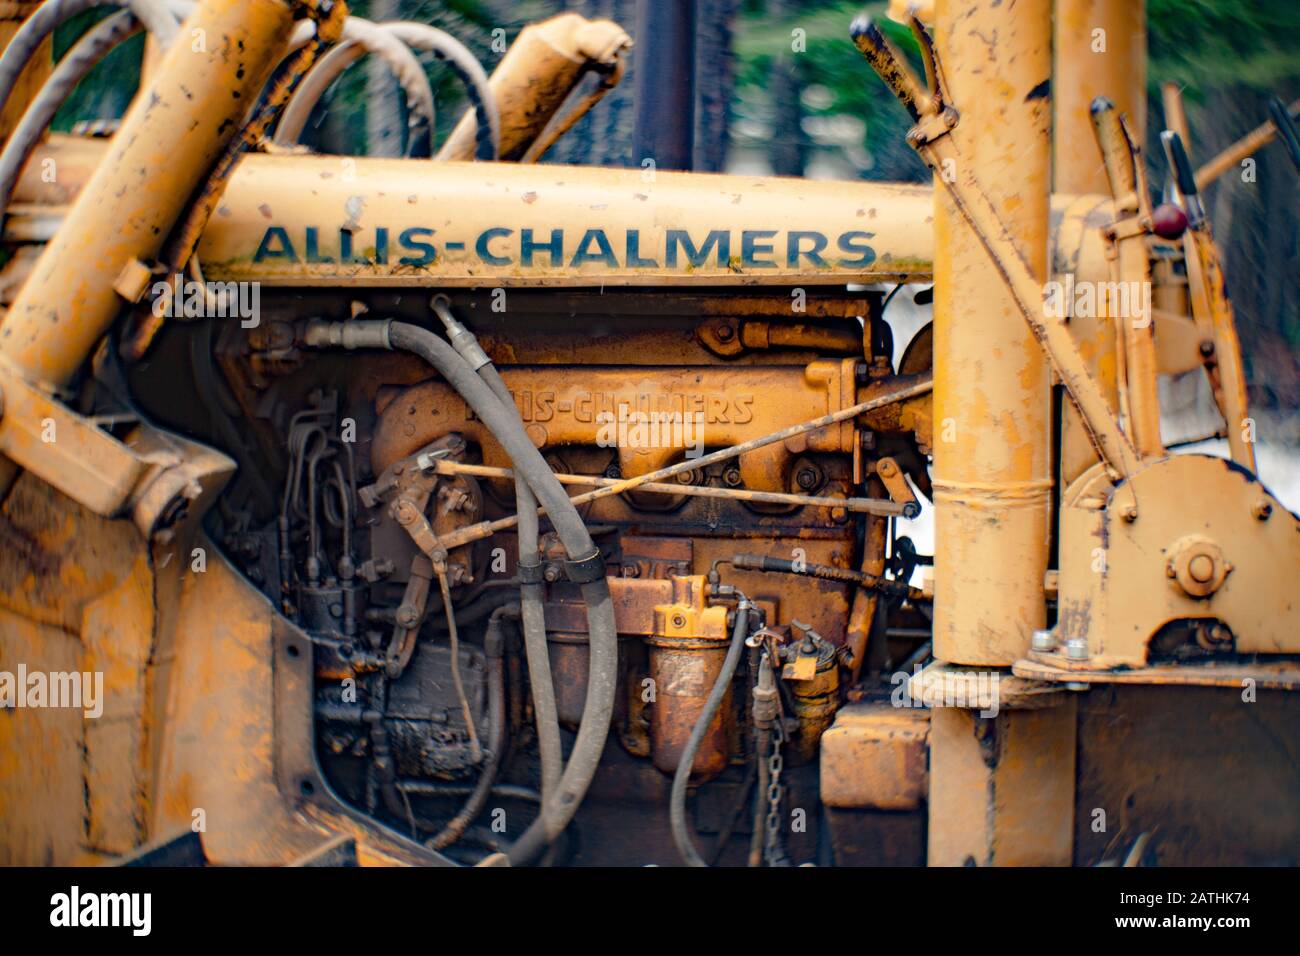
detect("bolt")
[1031,629,1056,652]
[723,468,743,487]
[1120,504,1138,523]
[1252,499,1272,521]
[543,565,562,583]
[1066,637,1089,661]
[714,323,735,342]
[1188,553,1215,584]
[671,613,687,629]
[796,467,820,491]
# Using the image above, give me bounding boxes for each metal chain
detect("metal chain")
[763,713,789,866]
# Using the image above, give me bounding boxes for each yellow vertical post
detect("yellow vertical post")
[1054,0,1147,484]
[1054,0,1146,195]
[927,0,1076,868]
[928,703,1077,866]
[931,0,1053,667]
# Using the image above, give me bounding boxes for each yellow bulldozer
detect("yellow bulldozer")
[0,0,1296,871]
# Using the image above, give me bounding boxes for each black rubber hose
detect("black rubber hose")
[669,601,753,867]
[474,360,564,808]
[386,322,617,866]
[307,319,617,866]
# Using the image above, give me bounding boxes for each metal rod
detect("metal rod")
[424,459,908,517]
[1195,97,1300,190]
[420,375,932,549]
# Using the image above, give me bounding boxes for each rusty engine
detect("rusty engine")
[0,0,1298,873]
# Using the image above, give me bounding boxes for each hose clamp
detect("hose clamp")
[564,548,606,585]
[516,559,545,585]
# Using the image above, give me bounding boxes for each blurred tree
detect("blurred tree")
[1146,0,1300,408]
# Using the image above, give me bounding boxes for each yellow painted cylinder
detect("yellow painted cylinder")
[931,0,1053,666]
[0,0,295,386]
[438,14,631,162]
[1053,0,1146,195]
[1053,0,1146,485]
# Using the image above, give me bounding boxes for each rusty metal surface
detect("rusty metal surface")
[819,703,929,811]
[1,0,1297,871]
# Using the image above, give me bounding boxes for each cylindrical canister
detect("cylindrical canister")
[645,635,731,781]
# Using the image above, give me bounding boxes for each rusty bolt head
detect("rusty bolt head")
[1253,499,1272,521]
[1121,504,1138,523]
[714,323,735,342]
[723,468,743,487]
[670,612,687,629]
[796,467,820,490]
[543,565,562,583]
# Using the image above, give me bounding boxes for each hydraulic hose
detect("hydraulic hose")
[0,0,178,114]
[383,22,500,160]
[430,295,562,809]
[0,10,142,216]
[670,599,754,867]
[303,318,618,866]
[274,17,435,155]
[474,372,563,806]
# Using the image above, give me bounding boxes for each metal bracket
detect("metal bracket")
[0,356,182,521]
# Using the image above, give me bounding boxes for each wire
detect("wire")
[436,564,482,765]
